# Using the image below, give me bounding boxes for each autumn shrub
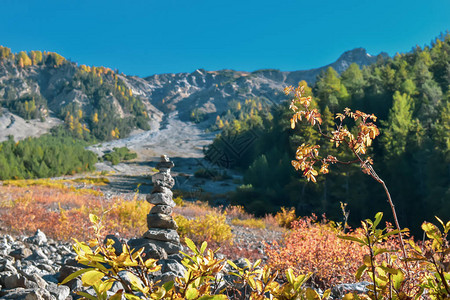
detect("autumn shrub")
[275,207,298,229]
[0,184,151,241]
[266,215,366,289]
[174,212,233,246]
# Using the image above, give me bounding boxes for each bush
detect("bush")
[103,147,137,165]
[174,212,233,245]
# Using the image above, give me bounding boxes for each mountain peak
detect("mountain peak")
[331,48,388,73]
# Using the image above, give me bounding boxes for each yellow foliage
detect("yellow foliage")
[231,218,266,229]
[275,207,298,228]
[175,212,233,245]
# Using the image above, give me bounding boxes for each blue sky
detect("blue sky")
[0,0,448,77]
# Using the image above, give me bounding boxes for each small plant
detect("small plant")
[275,207,298,229]
[61,214,164,299]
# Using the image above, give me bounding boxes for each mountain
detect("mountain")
[0,46,387,142]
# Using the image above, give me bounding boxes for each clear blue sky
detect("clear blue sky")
[1,0,448,77]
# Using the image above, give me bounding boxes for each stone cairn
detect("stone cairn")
[128,155,182,260]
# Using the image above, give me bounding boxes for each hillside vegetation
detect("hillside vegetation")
[0,46,150,142]
[206,34,450,234]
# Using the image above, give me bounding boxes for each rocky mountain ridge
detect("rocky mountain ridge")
[0,46,387,143]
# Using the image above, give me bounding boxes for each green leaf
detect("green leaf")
[198,295,228,300]
[373,212,383,228]
[185,238,198,255]
[252,259,261,269]
[374,247,397,256]
[392,269,405,290]
[60,268,94,285]
[81,270,105,286]
[77,291,98,300]
[124,294,143,300]
[286,268,294,284]
[355,265,367,280]
[126,272,145,292]
[337,235,366,245]
[322,289,331,299]
[151,286,166,299]
[379,266,399,275]
[200,241,207,254]
[89,213,99,224]
[305,287,320,300]
[163,281,174,291]
[110,290,124,300]
[227,260,239,271]
[186,287,199,300]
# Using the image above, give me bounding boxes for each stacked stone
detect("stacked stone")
[142,155,182,257]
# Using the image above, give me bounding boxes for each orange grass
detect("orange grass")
[0,184,151,241]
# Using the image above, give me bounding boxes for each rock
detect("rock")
[148,240,182,255]
[143,229,180,243]
[25,230,47,246]
[146,193,176,207]
[147,213,178,230]
[58,265,80,285]
[152,185,174,195]
[47,282,71,300]
[4,273,27,289]
[25,249,49,261]
[158,259,186,277]
[152,171,175,187]
[24,288,53,300]
[1,287,33,299]
[150,205,173,215]
[0,258,16,272]
[9,248,32,260]
[127,238,168,260]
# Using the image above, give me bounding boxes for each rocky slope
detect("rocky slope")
[0,47,387,143]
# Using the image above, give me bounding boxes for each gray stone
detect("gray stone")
[143,229,180,243]
[147,213,178,230]
[150,205,173,215]
[9,248,32,260]
[47,282,71,300]
[4,273,27,289]
[152,172,175,189]
[148,240,182,255]
[146,192,176,207]
[58,265,80,285]
[152,185,174,196]
[25,249,48,261]
[24,288,53,300]
[1,258,16,272]
[127,238,168,260]
[25,230,47,246]
[1,288,32,299]
[159,259,186,276]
